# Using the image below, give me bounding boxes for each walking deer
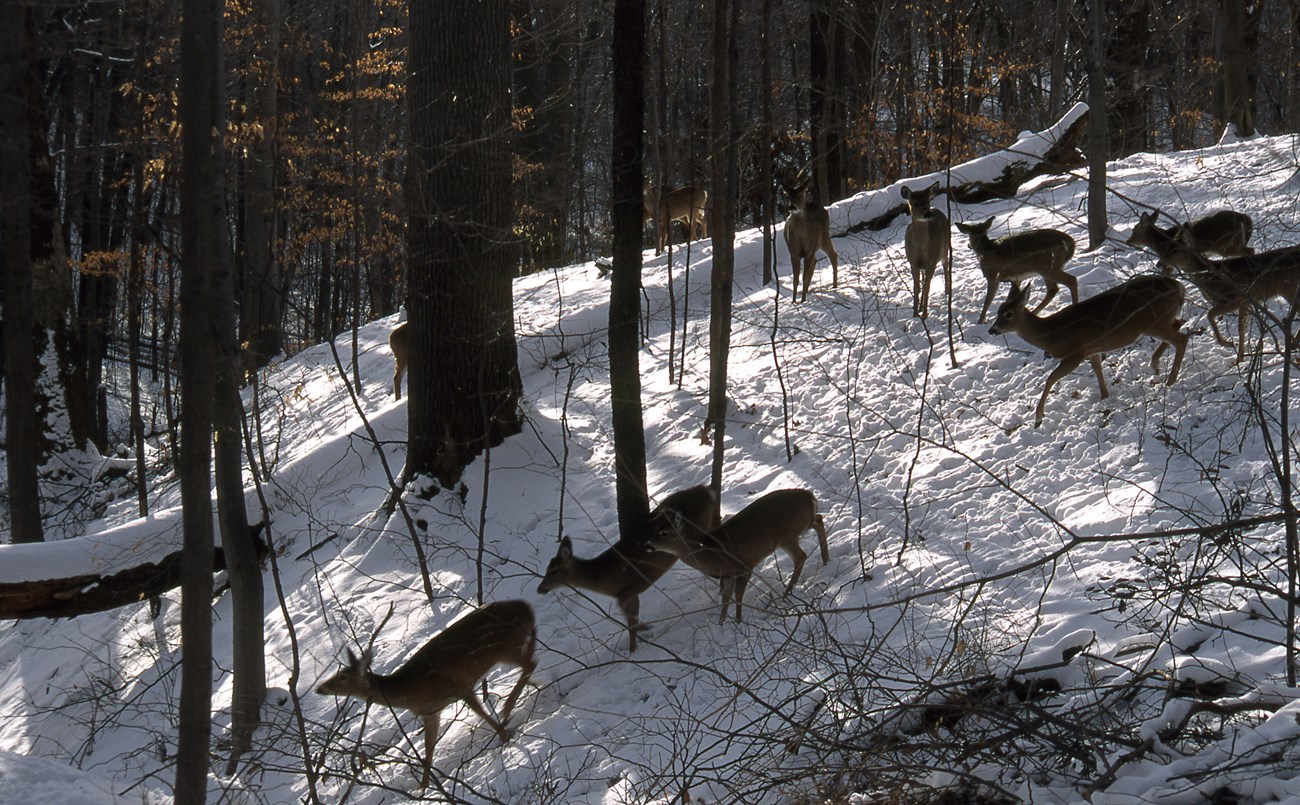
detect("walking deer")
[644,186,708,255]
[648,488,829,624]
[389,322,409,400]
[317,599,537,789]
[988,276,1188,428]
[782,198,839,302]
[1129,211,1300,362]
[900,182,950,318]
[956,216,1078,323]
[537,485,719,652]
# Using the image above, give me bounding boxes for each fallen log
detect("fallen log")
[0,522,268,620]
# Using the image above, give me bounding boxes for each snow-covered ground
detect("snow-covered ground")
[5,117,1300,803]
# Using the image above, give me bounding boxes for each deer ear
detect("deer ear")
[927,180,940,194]
[899,185,912,200]
[558,537,573,560]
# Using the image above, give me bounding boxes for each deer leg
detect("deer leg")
[1088,355,1110,399]
[617,593,643,653]
[419,712,441,789]
[911,264,922,317]
[497,659,536,729]
[1237,305,1248,364]
[825,239,839,288]
[784,542,808,594]
[718,577,734,625]
[979,279,999,324]
[1035,357,1084,427]
[733,573,751,622]
[459,694,510,743]
[394,366,404,400]
[813,514,830,563]
[1165,327,1189,384]
[1204,303,1237,349]
[1032,281,1060,313]
[800,256,815,302]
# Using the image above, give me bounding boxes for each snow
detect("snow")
[5,112,1300,803]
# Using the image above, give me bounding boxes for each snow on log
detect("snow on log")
[0,521,268,620]
[832,102,1089,235]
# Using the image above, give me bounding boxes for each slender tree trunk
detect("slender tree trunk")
[406,0,522,489]
[1215,0,1255,137]
[1,2,43,543]
[610,0,650,542]
[1086,0,1108,250]
[706,0,737,495]
[176,0,224,798]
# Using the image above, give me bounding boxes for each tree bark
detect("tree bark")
[707,0,738,496]
[406,0,522,490]
[1086,0,1108,249]
[0,2,43,543]
[610,0,651,542]
[176,0,224,798]
[1215,0,1255,138]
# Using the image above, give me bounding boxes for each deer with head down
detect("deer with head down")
[537,485,719,652]
[317,599,536,789]
[957,216,1078,324]
[782,197,839,302]
[900,181,950,318]
[644,185,708,255]
[389,322,409,400]
[1127,210,1254,273]
[988,275,1189,428]
[647,488,829,624]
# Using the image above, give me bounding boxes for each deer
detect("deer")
[782,198,839,302]
[956,216,1078,324]
[900,181,950,318]
[317,599,537,789]
[389,322,409,400]
[644,185,708,255]
[987,275,1189,428]
[1179,210,1254,259]
[1127,210,1254,274]
[647,488,829,625]
[537,485,720,652]
[1129,211,1300,363]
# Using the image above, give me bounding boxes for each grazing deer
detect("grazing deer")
[956,216,1078,324]
[1130,213,1300,363]
[537,485,720,652]
[782,198,839,302]
[389,322,409,400]
[1127,210,1254,274]
[317,599,537,789]
[648,488,829,625]
[900,182,950,318]
[644,185,708,255]
[988,276,1189,428]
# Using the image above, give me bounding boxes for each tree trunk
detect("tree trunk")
[1215,0,1255,138]
[610,0,651,542]
[176,0,224,798]
[1,3,43,543]
[1086,0,1108,249]
[707,0,737,495]
[239,0,282,372]
[407,0,522,490]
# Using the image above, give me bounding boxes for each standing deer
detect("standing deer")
[644,186,709,255]
[987,276,1189,428]
[900,182,950,318]
[317,599,536,789]
[1129,211,1300,363]
[648,488,829,624]
[957,216,1078,323]
[782,198,839,302]
[537,485,720,652]
[389,322,409,400]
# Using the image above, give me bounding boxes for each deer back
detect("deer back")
[651,488,820,577]
[1182,210,1253,258]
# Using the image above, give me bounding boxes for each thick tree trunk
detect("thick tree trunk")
[1215,0,1255,137]
[177,0,224,798]
[610,0,650,543]
[1,3,43,543]
[406,0,522,489]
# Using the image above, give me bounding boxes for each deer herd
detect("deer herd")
[326,179,1299,788]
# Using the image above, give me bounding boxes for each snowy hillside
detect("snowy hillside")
[5,127,1300,804]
